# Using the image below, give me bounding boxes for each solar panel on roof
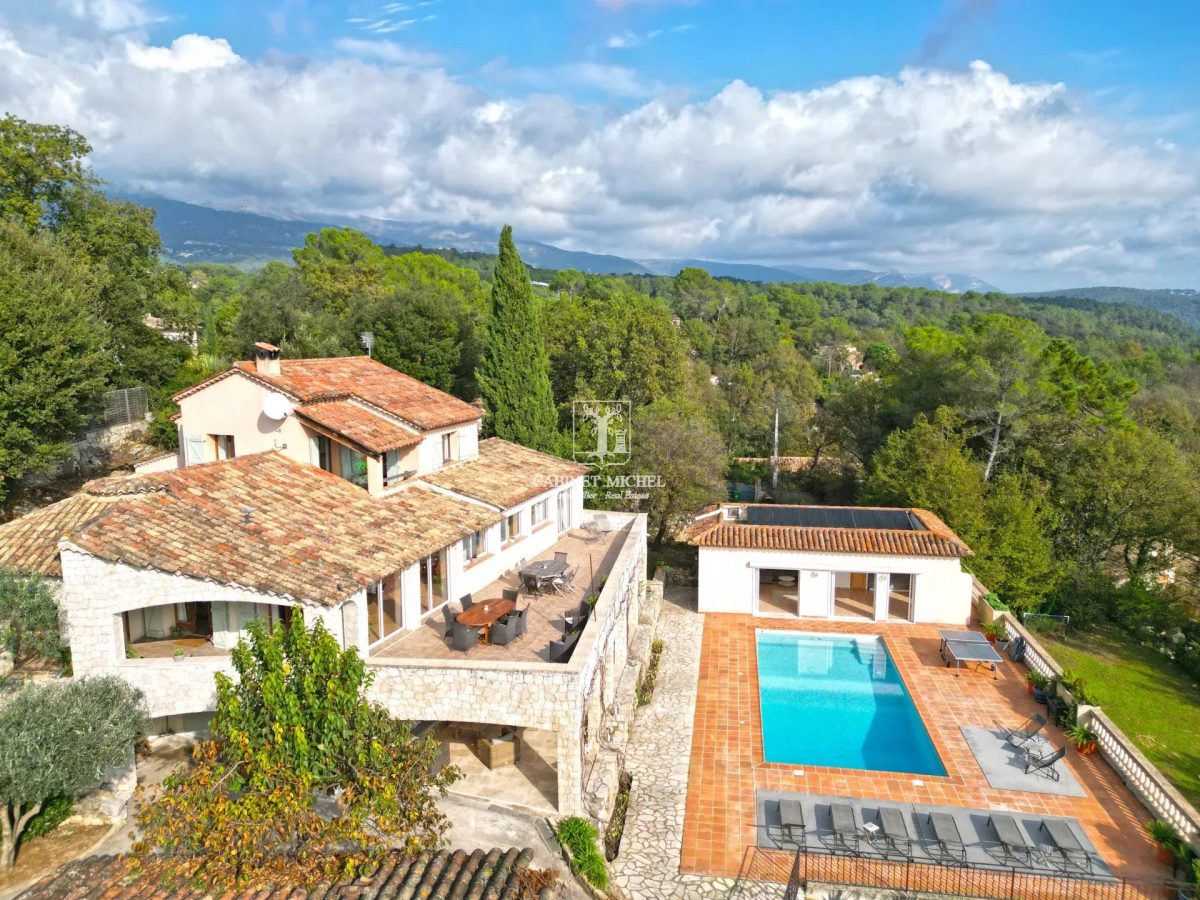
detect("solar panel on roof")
[743,506,922,531]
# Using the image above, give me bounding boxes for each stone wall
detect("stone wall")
[366,512,649,815]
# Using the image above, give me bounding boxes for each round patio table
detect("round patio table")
[456,598,515,644]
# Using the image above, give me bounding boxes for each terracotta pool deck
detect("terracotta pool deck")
[682,615,1172,887]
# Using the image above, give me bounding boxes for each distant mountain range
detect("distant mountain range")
[1019,286,1200,330]
[131,195,996,293]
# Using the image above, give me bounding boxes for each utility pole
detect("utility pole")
[772,395,781,494]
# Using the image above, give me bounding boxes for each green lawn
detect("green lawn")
[1035,625,1200,809]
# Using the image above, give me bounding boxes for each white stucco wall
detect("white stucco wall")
[696,546,973,624]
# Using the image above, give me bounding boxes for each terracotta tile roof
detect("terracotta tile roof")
[176,356,481,432]
[66,453,500,604]
[296,400,422,454]
[0,494,123,578]
[18,848,551,899]
[689,504,972,558]
[422,438,588,510]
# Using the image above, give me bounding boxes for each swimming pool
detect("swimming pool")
[756,631,946,776]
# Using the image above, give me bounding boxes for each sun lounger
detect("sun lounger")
[1040,819,1093,873]
[1023,744,1066,780]
[1004,713,1048,749]
[940,637,1003,677]
[927,812,967,865]
[988,814,1032,866]
[877,806,912,858]
[778,799,805,847]
[829,803,859,854]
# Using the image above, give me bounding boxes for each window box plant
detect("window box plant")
[1065,724,1098,756]
[172,647,187,662]
[1145,819,1180,866]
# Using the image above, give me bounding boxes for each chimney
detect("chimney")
[253,341,281,377]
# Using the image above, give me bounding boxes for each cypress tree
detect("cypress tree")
[476,226,558,450]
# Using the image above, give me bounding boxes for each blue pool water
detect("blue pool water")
[757,631,946,776]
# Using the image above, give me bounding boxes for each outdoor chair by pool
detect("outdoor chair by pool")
[988,814,1032,867]
[778,799,805,847]
[459,594,474,611]
[1023,744,1066,780]
[829,803,859,855]
[520,572,542,595]
[926,812,967,865]
[441,605,457,639]
[1040,819,1093,873]
[1005,713,1048,749]
[489,617,518,647]
[451,620,480,653]
[877,807,912,858]
[502,588,519,603]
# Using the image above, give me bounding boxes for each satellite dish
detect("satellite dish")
[262,392,293,421]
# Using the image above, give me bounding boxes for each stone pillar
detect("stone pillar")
[556,726,584,816]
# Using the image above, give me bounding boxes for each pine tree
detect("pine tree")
[476,226,558,450]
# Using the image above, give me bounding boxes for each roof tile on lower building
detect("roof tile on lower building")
[17,848,551,899]
[0,494,124,578]
[422,438,589,509]
[295,399,422,454]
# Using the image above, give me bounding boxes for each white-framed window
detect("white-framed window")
[463,528,487,561]
[441,433,453,463]
[212,434,235,460]
[384,449,404,485]
[501,512,521,543]
[531,498,549,526]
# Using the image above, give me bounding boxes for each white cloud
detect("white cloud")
[125,34,238,72]
[62,0,156,31]
[333,38,441,67]
[0,19,1196,289]
[606,23,691,49]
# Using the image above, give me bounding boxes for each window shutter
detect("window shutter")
[184,433,205,466]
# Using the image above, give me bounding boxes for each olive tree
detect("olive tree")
[0,568,65,665]
[0,676,146,870]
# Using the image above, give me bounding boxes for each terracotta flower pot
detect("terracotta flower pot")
[986,633,998,645]
[1026,680,1034,695]
[1154,841,1175,865]
[1076,741,1097,757]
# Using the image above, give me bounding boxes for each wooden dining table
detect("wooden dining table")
[456,598,515,645]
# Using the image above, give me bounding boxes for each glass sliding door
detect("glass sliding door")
[889,574,915,622]
[419,551,450,614]
[366,581,381,643]
[381,575,400,637]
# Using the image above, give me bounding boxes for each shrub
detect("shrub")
[636,639,665,706]
[1146,819,1181,854]
[555,816,608,890]
[19,796,73,844]
[985,592,1009,612]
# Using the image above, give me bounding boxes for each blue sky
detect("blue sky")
[1,0,1198,289]
[154,0,1200,137]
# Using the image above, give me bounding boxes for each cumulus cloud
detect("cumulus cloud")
[0,11,1195,288]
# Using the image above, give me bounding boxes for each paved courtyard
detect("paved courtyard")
[611,586,786,899]
[682,614,1172,887]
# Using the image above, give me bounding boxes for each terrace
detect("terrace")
[680,613,1179,894]
[370,522,631,663]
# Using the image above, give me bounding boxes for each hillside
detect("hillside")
[131,194,996,291]
[1020,286,1200,329]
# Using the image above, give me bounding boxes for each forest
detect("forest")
[2,114,1198,679]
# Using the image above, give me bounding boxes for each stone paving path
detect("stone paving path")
[611,587,785,899]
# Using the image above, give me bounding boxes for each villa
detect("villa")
[690,502,975,623]
[0,346,652,819]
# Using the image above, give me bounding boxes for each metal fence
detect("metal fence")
[101,386,148,427]
[781,845,1195,900]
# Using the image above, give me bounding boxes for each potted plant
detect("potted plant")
[981,621,1005,646]
[172,647,187,663]
[1027,671,1049,704]
[1065,724,1098,756]
[1145,819,1179,865]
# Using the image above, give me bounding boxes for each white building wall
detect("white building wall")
[696,546,973,624]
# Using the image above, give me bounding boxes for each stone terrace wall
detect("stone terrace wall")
[366,512,648,815]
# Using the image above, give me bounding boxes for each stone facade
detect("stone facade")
[60,514,649,818]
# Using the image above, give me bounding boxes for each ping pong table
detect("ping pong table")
[938,629,1003,678]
